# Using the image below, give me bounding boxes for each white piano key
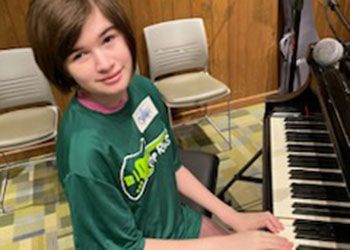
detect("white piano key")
[286,129,329,134]
[286,121,327,125]
[288,152,337,157]
[287,142,333,147]
[289,167,341,174]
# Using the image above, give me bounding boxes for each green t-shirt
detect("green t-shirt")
[56,75,201,249]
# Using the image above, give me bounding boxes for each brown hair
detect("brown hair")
[27,0,136,93]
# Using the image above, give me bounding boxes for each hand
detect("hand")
[226,230,293,250]
[225,211,284,233]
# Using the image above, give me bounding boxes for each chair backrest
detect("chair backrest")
[179,148,218,217]
[0,48,55,111]
[144,18,209,81]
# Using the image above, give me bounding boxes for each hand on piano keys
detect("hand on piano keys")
[224,230,293,250]
[218,210,293,249]
[226,211,284,233]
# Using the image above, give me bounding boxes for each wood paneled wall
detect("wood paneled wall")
[1,0,350,117]
[124,0,280,104]
[313,0,350,39]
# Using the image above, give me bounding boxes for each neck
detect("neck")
[77,89,128,114]
[80,89,127,108]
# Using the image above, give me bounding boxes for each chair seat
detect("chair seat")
[155,72,230,108]
[0,106,58,151]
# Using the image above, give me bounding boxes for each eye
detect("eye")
[69,51,87,62]
[72,52,84,61]
[103,35,115,44]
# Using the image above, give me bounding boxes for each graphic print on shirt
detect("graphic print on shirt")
[120,129,171,201]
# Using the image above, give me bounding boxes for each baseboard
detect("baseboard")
[0,141,55,165]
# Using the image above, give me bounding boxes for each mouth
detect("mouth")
[98,68,123,85]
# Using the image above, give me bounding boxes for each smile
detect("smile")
[99,68,123,85]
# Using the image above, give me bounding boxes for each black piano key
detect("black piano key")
[287,144,334,154]
[294,219,350,243]
[288,155,339,169]
[292,202,350,218]
[291,183,350,202]
[285,123,327,130]
[297,246,343,250]
[285,116,325,122]
[293,203,350,213]
[289,169,344,182]
[287,132,331,143]
[293,208,350,219]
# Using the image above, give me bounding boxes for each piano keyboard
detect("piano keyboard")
[270,114,350,249]
[279,218,350,250]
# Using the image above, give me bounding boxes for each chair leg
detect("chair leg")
[226,99,232,149]
[0,169,9,213]
[204,101,232,150]
[167,106,173,127]
[170,101,232,150]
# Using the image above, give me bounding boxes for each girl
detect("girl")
[26,0,292,249]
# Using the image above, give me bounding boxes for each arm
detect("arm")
[176,165,235,224]
[145,231,292,250]
[175,165,284,233]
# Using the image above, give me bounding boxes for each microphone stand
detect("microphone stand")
[326,0,350,77]
[327,0,350,32]
[288,0,304,93]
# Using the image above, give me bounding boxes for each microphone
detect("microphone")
[312,38,344,66]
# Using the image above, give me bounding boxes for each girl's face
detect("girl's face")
[65,5,133,106]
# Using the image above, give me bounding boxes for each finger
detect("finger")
[261,233,293,250]
[270,218,284,233]
[275,236,293,250]
[265,212,284,231]
[256,212,278,232]
[271,216,284,231]
[265,219,279,234]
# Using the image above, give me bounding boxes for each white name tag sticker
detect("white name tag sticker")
[132,96,159,133]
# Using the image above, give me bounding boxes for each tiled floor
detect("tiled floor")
[0,103,265,249]
[0,156,73,249]
[175,103,265,211]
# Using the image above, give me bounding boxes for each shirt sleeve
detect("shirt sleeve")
[63,173,145,250]
[166,118,182,171]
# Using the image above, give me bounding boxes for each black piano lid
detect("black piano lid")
[310,59,350,194]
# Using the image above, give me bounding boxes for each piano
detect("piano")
[263,58,350,249]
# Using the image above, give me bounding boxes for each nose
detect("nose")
[94,49,113,73]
